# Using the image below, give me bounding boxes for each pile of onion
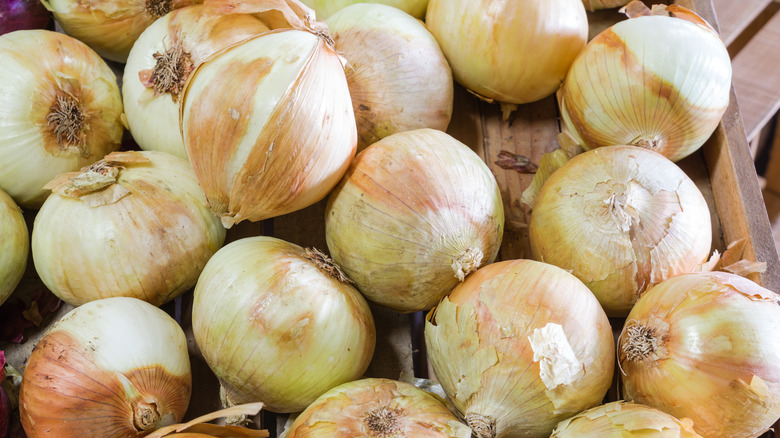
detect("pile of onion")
[550,401,701,437]
[325,128,504,312]
[192,236,376,413]
[284,378,471,437]
[425,0,587,111]
[300,0,428,19]
[180,1,356,227]
[326,3,453,150]
[32,151,226,307]
[618,272,780,438]
[0,187,27,307]
[19,297,192,438]
[425,259,615,438]
[123,4,270,159]
[0,29,123,209]
[529,145,712,317]
[40,0,199,62]
[558,2,732,161]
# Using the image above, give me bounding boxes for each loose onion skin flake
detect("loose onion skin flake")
[550,401,702,437]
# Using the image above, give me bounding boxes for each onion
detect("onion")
[529,145,712,317]
[425,0,587,110]
[617,272,780,438]
[123,5,269,159]
[0,29,123,209]
[284,378,471,437]
[192,236,376,413]
[0,188,27,307]
[19,297,192,437]
[581,0,630,11]
[550,401,702,437]
[32,150,226,307]
[299,0,428,19]
[180,7,357,227]
[40,0,199,63]
[325,128,504,312]
[325,3,452,150]
[0,351,8,438]
[0,0,53,34]
[558,3,731,162]
[425,259,615,438]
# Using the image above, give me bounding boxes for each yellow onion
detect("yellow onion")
[123,5,270,159]
[192,236,375,413]
[300,0,428,19]
[180,24,357,227]
[326,3,452,150]
[529,146,712,317]
[0,29,123,209]
[284,378,471,437]
[40,0,199,63]
[0,187,27,306]
[425,259,615,438]
[425,0,587,108]
[550,401,702,437]
[581,0,630,11]
[19,297,191,437]
[558,3,731,162]
[325,128,504,312]
[32,150,226,307]
[618,272,780,438]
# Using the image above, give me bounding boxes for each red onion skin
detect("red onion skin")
[0,0,53,35]
[0,386,9,438]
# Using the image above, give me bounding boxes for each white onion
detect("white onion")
[0,187,27,307]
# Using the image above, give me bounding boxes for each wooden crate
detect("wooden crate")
[2,0,779,436]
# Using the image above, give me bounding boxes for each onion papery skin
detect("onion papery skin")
[550,401,702,437]
[425,0,587,105]
[180,29,357,228]
[326,3,452,151]
[558,11,731,162]
[529,146,712,317]
[618,272,780,438]
[0,30,123,209]
[123,5,269,159]
[0,0,53,35]
[300,0,428,19]
[581,0,630,11]
[0,187,28,307]
[40,0,200,63]
[325,128,504,313]
[32,151,226,307]
[192,236,376,413]
[285,378,471,437]
[425,259,615,438]
[19,297,192,438]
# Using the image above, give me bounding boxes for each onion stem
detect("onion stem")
[145,0,173,19]
[465,413,496,438]
[622,324,659,362]
[133,400,161,432]
[363,406,404,437]
[46,94,85,152]
[149,43,194,101]
[304,247,353,284]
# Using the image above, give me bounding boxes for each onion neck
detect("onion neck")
[305,247,353,284]
[46,94,86,155]
[146,0,173,19]
[466,413,496,438]
[148,43,194,102]
[132,400,161,432]
[363,406,404,437]
[452,247,483,281]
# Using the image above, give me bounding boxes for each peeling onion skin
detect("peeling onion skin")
[31,151,226,307]
[325,128,504,313]
[41,0,200,63]
[0,188,28,307]
[558,10,731,162]
[550,401,702,437]
[285,378,471,437]
[529,146,712,317]
[618,272,780,438]
[123,5,269,159]
[425,259,615,438]
[180,29,357,228]
[192,236,376,413]
[425,0,588,105]
[0,30,123,209]
[299,0,428,19]
[19,297,192,438]
[326,3,452,150]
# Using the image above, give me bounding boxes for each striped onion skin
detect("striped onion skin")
[558,7,731,162]
[19,297,191,438]
[550,401,701,437]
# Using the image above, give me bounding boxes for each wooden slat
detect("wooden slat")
[710,0,773,47]
[731,7,780,142]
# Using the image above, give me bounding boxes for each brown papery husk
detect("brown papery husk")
[425,260,615,438]
[618,272,780,438]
